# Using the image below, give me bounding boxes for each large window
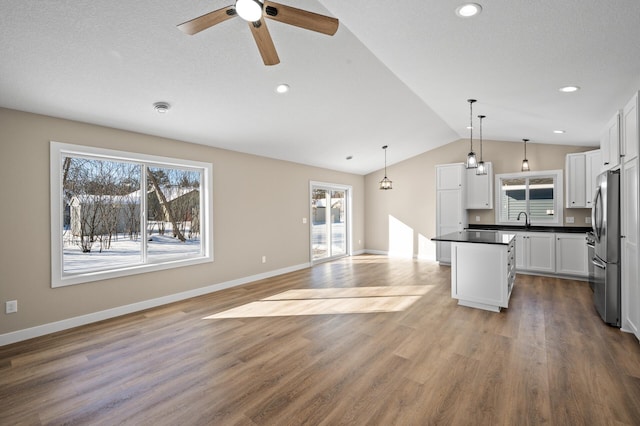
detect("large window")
[495,170,563,226]
[51,142,213,287]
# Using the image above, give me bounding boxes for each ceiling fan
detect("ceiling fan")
[177,0,339,66]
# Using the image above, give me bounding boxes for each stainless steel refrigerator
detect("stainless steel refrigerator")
[591,169,621,327]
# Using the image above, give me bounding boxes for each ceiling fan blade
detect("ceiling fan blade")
[263,1,339,36]
[248,18,280,66]
[177,5,236,35]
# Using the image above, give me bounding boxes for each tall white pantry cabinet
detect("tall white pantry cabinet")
[620,91,640,340]
[435,164,467,264]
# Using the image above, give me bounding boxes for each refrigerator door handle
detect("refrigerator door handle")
[592,186,602,241]
[592,257,606,269]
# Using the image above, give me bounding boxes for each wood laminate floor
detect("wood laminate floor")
[1,255,640,425]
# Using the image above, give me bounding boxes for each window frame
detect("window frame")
[494,170,564,227]
[50,141,213,288]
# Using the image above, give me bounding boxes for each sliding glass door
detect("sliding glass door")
[311,183,350,262]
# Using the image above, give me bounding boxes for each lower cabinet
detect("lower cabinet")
[555,233,589,277]
[515,232,556,273]
[451,238,515,312]
[515,231,588,277]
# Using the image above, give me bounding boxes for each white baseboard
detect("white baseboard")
[364,249,388,255]
[0,262,310,347]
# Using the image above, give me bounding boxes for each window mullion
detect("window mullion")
[141,163,148,264]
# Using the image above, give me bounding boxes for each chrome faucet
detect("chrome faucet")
[517,211,530,228]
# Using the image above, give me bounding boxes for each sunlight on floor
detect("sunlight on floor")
[203,285,434,319]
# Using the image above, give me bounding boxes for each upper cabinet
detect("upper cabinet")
[566,150,600,208]
[466,162,493,209]
[437,163,464,190]
[585,150,602,208]
[601,111,621,170]
[566,153,586,208]
[622,91,639,161]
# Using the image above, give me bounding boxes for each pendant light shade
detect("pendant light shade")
[379,145,392,190]
[465,99,478,168]
[476,114,487,175]
[521,138,530,171]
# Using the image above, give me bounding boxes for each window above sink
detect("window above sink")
[495,170,564,227]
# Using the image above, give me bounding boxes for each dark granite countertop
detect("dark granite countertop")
[432,230,516,245]
[467,224,591,234]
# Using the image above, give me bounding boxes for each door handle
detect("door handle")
[592,257,606,269]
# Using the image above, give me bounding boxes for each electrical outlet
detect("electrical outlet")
[585,217,591,224]
[302,217,307,224]
[566,217,575,224]
[6,300,17,314]
[475,216,480,222]
[262,256,266,263]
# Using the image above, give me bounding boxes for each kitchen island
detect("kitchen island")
[432,230,516,312]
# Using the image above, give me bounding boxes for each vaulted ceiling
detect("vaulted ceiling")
[1,0,639,174]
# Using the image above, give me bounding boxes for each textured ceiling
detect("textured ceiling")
[1,0,639,174]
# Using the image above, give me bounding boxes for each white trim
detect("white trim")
[364,249,388,255]
[494,169,564,226]
[309,181,353,263]
[0,262,310,347]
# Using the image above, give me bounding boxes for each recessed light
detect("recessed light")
[276,84,290,94]
[456,3,482,18]
[553,130,566,134]
[559,86,580,93]
[153,102,170,114]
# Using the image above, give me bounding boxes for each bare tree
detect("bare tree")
[146,169,186,242]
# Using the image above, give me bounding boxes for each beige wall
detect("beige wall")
[364,138,596,256]
[0,108,365,336]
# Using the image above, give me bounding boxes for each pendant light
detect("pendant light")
[465,99,478,168]
[379,145,392,190]
[521,138,530,171]
[476,115,487,175]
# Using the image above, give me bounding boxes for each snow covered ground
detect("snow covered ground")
[63,232,201,273]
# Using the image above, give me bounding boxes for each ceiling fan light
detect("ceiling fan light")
[236,0,263,22]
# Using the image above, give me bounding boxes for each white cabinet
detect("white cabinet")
[436,164,467,264]
[451,237,515,312]
[621,92,639,161]
[585,150,602,208]
[515,232,556,273]
[566,153,587,208]
[555,233,588,277]
[437,163,464,190]
[620,91,640,340]
[466,162,493,209]
[622,158,639,338]
[600,111,620,170]
[566,150,601,208]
